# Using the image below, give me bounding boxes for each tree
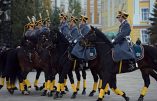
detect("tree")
[68,0,81,19]
[148,3,157,45]
[11,0,35,46]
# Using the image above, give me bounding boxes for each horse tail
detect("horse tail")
[4,48,21,85]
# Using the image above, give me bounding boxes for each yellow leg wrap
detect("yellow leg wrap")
[24,79,31,87]
[19,83,24,91]
[76,81,80,89]
[50,82,54,91]
[83,79,86,88]
[98,79,102,89]
[34,79,39,86]
[57,83,61,92]
[71,83,77,92]
[64,79,67,86]
[93,82,98,91]
[104,83,109,93]
[99,89,105,99]
[140,86,148,96]
[44,82,47,90]
[114,88,124,96]
[61,84,65,91]
[52,80,56,87]
[0,77,4,86]
[6,81,11,89]
[46,80,51,90]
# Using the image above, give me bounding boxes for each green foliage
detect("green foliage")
[68,0,81,19]
[11,0,35,45]
[51,7,60,26]
[148,3,157,44]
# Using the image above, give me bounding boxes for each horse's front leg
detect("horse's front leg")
[138,69,151,101]
[109,74,129,101]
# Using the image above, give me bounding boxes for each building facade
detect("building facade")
[102,0,156,44]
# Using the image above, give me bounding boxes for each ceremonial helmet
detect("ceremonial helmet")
[116,11,129,19]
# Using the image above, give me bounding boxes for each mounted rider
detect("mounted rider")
[68,16,81,44]
[59,13,71,42]
[112,11,137,70]
[71,15,96,61]
[79,15,90,37]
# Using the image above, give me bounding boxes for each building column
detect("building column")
[87,0,91,23]
[94,0,98,24]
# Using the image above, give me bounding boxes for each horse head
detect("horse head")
[83,26,113,48]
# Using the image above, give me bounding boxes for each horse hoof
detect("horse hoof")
[105,90,110,95]
[8,89,14,95]
[96,98,103,101]
[13,87,18,90]
[138,96,144,101]
[65,86,69,92]
[47,91,53,97]
[82,89,86,95]
[53,92,59,99]
[53,86,57,91]
[0,85,3,89]
[34,86,39,91]
[39,86,44,91]
[41,90,47,96]
[89,90,96,97]
[71,92,77,99]
[125,97,130,101]
[77,88,79,91]
[22,91,29,95]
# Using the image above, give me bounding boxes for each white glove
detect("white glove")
[69,40,72,43]
[111,39,115,43]
[74,39,77,43]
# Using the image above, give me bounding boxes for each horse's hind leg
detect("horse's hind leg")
[138,69,151,101]
[89,68,99,97]
[0,75,5,89]
[75,68,81,91]
[81,68,87,95]
[149,69,157,81]
[34,69,42,91]
[64,75,69,91]
[68,71,77,98]
[109,74,129,101]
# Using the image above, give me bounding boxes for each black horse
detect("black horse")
[45,26,79,99]
[82,26,157,101]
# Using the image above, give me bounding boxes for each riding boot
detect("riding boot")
[128,59,137,71]
[28,53,32,62]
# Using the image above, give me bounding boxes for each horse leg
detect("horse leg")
[23,73,31,93]
[67,70,77,98]
[34,69,42,91]
[97,72,112,101]
[41,73,47,96]
[75,68,81,91]
[89,68,99,96]
[109,74,129,101]
[17,72,29,95]
[64,75,69,91]
[149,69,157,81]
[81,68,87,95]
[0,75,5,89]
[138,69,151,101]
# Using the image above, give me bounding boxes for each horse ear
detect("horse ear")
[90,25,95,32]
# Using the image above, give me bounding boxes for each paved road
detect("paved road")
[0,70,157,101]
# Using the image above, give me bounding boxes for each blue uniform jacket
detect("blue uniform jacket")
[79,23,90,37]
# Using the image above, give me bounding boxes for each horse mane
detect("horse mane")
[94,28,113,48]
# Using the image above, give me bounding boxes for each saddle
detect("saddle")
[71,41,97,61]
[133,44,144,61]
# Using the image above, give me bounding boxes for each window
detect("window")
[141,8,149,21]
[141,30,150,44]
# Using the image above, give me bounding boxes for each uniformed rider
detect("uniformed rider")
[112,11,137,70]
